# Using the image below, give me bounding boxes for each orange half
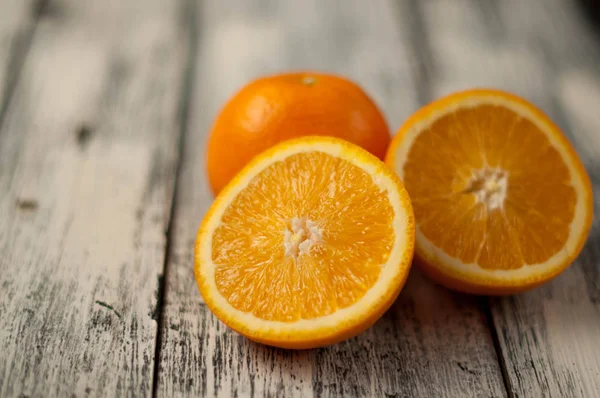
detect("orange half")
[196,137,415,348]
[386,89,593,294]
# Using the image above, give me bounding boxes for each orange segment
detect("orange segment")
[386,89,593,294]
[196,137,415,348]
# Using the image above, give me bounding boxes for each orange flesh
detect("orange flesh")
[403,104,576,270]
[212,151,395,322]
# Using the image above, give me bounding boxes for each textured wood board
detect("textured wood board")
[156,1,506,396]
[0,0,191,396]
[0,0,37,114]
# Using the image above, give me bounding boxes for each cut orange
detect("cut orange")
[195,137,414,348]
[386,89,593,295]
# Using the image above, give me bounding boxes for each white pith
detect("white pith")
[392,94,590,283]
[197,140,412,335]
[466,167,508,210]
[284,217,322,258]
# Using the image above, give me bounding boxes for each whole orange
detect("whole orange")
[206,72,391,195]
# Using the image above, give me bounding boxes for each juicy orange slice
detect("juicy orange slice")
[195,137,415,348]
[386,89,593,295]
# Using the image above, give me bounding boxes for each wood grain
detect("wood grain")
[0,0,191,396]
[418,0,600,396]
[156,1,506,396]
[0,0,38,117]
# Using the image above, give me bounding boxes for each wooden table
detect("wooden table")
[1,1,599,397]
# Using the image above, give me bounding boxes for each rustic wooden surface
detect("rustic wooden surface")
[0,1,599,397]
[0,0,37,115]
[0,0,191,396]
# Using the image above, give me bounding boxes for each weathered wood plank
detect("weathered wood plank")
[0,0,38,116]
[419,0,600,396]
[0,0,191,396]
[156,1,506,396]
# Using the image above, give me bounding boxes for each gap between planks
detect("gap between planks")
[151,0,199,396]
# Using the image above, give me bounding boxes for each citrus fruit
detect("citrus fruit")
[206,72,390,195]
[386,89,593,295]
[196,136,414,348]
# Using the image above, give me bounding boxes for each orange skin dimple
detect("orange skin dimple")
[207,72,391,195]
